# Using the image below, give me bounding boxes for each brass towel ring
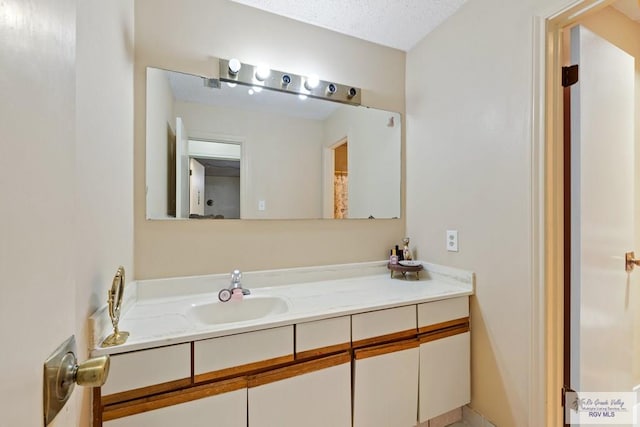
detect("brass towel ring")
[101,266,130,347]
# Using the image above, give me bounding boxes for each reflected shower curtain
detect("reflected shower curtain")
[334,172,348,219]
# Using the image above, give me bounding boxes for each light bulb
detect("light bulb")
[298,94,308,100]
[228,58,241,76]
[304,74,319,91]
[248,88,254,95]
[226,82,237,88]
[255,64,271,81]
[252,86,262,93]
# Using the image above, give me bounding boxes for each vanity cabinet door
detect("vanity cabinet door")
[418,331,470,423]
[352,340,420,427]
[416,296,470,423]
[248,353,351,427]
[103,385,246,427]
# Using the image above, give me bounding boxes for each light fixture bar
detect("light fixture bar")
[219,58,361,106]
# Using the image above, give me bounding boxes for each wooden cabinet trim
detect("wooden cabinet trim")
[93,388,102,427]
[295,342,351,361]
[352,329,417,349]
[194,354,294,384]
[248,352,351,388]
[418,324,470,345]
[101,378,192,406]
[354,339,419,360]
[102,377,247,422]
[417,317,469,335]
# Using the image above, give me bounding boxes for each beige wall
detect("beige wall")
[324,106,402,219]
[174,101,325,219]
[146,68,176,218]
[134,0,406,279]
[405,0,582,425]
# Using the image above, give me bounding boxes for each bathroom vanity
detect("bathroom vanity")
[90,261,473,427]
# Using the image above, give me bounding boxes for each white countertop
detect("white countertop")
[90,261,474,357]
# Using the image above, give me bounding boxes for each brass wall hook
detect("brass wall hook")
[101,266,130,347]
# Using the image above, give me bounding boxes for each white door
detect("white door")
[189,158,205,216]
[569,25,636,394]
[175,118,190,219]
[0,0,78,426]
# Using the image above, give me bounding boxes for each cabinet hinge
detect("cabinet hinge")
[561,385,577,425]
[562,65,579,87]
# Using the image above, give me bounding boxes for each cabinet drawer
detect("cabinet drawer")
[417,297,468,331]
[352,305,416,346]
[102,344,190,396]
[296,316,351,358]
[194,326,293,381]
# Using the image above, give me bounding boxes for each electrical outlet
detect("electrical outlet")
[446,230,458,252]
[258,200,266,211]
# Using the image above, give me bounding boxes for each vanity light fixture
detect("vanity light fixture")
[219,58,361,105]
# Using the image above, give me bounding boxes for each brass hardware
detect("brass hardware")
[44,336,110,426]
[76,355,110,387]
[625,251,640,273]
[101,266,130,347]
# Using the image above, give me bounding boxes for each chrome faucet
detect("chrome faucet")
[219,269,250,302]
[230,269,250,295]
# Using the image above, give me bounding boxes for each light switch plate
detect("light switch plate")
[258,200,266,211]
[446,230,459,252]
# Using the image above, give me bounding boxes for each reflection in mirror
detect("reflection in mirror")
[145,67,401,220]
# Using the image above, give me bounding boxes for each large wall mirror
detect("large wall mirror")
[146,67,401,220]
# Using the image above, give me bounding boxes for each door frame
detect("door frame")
[534,0,618,425]
[322,137,348,219]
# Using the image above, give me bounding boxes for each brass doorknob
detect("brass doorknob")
[75,355,110,388]
[44,336,111,426]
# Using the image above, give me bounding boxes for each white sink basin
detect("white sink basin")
[189,296,289,325]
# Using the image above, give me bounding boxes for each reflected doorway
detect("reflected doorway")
[190,157,240,219]
[333,140,348,219]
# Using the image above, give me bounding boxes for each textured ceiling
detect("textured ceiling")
[229,0,468,51]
